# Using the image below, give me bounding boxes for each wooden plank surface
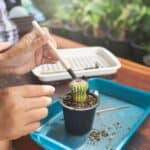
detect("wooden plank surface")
[0,35,148,150]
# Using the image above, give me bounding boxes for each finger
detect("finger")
[35,48,44,65]
[21,30,37,43]
[22,30,49,52]
[26,108,48,124]
[25,97,52,111]
[43,45,58,60]
[9,134,23,140]
[49,35,57,48]
[6,122,40,140]
[13,85,55,97]
[42,58,58,64]
[24,122,41,134]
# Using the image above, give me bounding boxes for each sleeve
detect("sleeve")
[0,0,19,44]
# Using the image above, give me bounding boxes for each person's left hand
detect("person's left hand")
[0,28,58,75]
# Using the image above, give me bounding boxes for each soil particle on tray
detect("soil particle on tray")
[89,130,101,142]
[101,129,109,137]
[111,132,116,136]
[128,127,131,130]
[106,147,114,150]
[62,93,97,108]
[88,128,110,143]
[113,122,122,130]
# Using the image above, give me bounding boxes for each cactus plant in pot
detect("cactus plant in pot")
[60,79,99,135]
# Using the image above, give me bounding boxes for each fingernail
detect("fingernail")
[47,98,52,105]
[49,86,55,92]
[43,85,55,93]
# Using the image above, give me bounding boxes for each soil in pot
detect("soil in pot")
[61,92,99,135]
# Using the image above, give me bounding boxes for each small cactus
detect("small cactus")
[69,79,88,103]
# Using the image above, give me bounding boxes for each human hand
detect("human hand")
[0,28,58,75]
[0,85,55,140]
[0,140,12,150]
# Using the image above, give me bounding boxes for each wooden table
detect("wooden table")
[0,35,149,150]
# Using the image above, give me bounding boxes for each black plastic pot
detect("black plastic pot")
[131,41,148,64]
[11,15,34,37]
[50,27,68,38]
[49,22,68,38]
[60,93,99,135]
[65,24,84,43]
[83,26,109,47]
[107,33,132,59]
[143,54,150,66]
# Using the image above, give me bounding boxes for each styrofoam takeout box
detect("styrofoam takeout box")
[32,47,121,82]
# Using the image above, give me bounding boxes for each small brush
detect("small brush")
[32,20,77,79]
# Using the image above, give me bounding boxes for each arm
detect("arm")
[0,42,11,65]
[0,140,12,150]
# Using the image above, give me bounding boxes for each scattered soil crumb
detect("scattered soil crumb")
[128,127,131,130]
[113,122,122,130]
[101,129,109,137]
[107,148,114,150]
[89,128,110,143]
[111,132,116,136]
[89,130,101,142]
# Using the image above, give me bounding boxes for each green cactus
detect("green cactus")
[69,79,88,103]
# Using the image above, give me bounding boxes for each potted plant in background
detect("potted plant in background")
[130,5,150,65]
[40,0,85,43]
[107,1,150,63]
[33,0,150,65]
[39,1,69,38]
[82,0,109,47]
[60,79,99,135]
[106,2,134,59]
[131,38,150,65]
[60,0,88,43]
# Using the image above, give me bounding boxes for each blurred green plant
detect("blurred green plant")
[52,0,92,28]
[33,0,150,52]
[113,2,150,53]
[113,4,150,40]
[81,0,109,36]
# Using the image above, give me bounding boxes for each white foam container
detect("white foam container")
[32,47,121,82]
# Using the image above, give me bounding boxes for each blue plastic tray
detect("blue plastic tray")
[30,78,150,150]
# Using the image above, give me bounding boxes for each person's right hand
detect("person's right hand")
[0,85,55,140]
[0,28,58,75]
